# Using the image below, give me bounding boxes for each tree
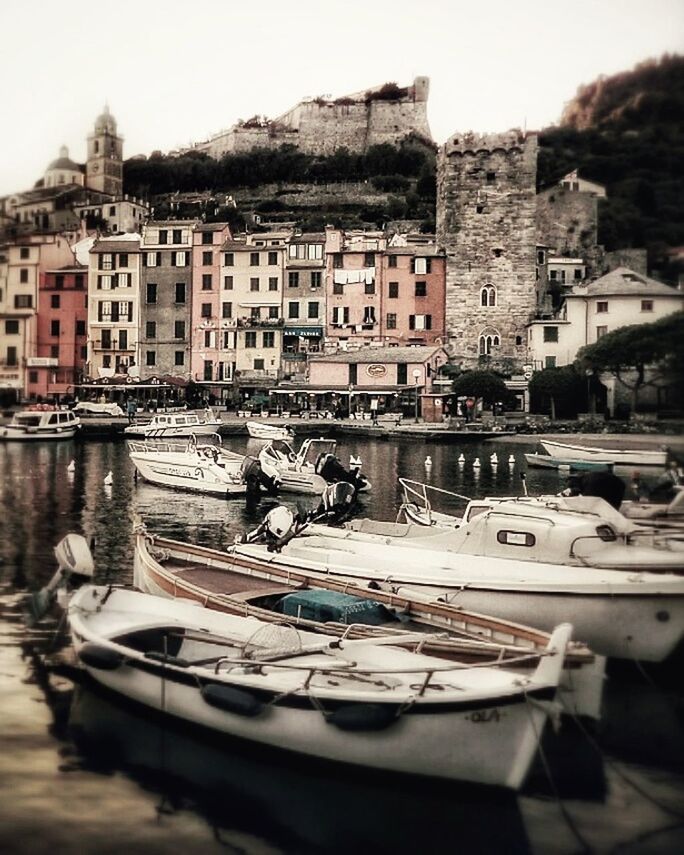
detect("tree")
[576,311,684,412]
[450,371,516,411]
[528,366,586,420]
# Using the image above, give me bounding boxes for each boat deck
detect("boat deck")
[164,559,299,599]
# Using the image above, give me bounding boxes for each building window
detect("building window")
[515,335,523,346]
[76,320,86,336]
[5,320,19,334]
[175,283,186,303]
[543,326,558,343]
[51,294,60,308]
[386,313,397,329]
[332,306,349,326]
[204,330,212,348]
[201,303,212,318]
[288,272,299,288]
[364,252,375,267]
[50,320,60,337]
[333,283,343,295]
[308,301,319,319]
[174,320,186,339]
[224,252,234,266]
[254,358,265,370]
[158,230,168,245]
[6,346,17,366]
[268,251,278,265]
[75,274,84,289]
[202,274,213,290]
[202,231,212,245]
[173,251,187,266]
[596,301,608,314]
[268,306,279,319]
[537,250,545,265]
[80,345,87,359]
[146,350,156,366]
[478,331,500,355]
[545,356,557,368]
[14,293,32,309]
[102,355,111,368]
[476,205,484,214]
[574,268,583,280]
[145,321,156,339]
[224,275,233,290]
[332,253,343,269]
[250,307,261,320]
[363,306,376,326]
[268,277,278,291]
[250,277,260,292]
[174,351,184,366]
[389,282,399,298]
[641,300,653,312]
[19,268,29,283]
[415,281,427,297]
[388,255,397,268]
[28,371,38,384]
[222,302,232,319]
[413,257,431,274]
[409,314,431,330]
[263,331,275,348]
[118,253,128,268]
[50,345,59,358]
[55,274,64,289]
[596,326,608,339]
[202,251,213,266]
[365,281,375,295]
[480,285,496,307]
[146,283,157,304]
[349,364,357,384]
[20,247,29,259]
[310,271,321,288]
[245,331,257,348]
[486,171,496,183]
[288,302,300,319]
[250,252,260,266]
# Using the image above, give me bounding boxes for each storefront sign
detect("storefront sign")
[366,364,387,378]
[284,326,323,338]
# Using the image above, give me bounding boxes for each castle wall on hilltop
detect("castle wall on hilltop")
[193,77,431,159]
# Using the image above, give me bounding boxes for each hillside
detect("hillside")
[538,55,684,279]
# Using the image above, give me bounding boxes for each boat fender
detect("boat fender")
[79,643,124,671]
[201,683,265,717]
[327,703,399,732]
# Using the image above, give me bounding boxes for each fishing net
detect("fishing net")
[241,623,303,660]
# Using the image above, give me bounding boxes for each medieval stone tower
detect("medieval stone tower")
[436,130,537,370]
[86,105,123,197]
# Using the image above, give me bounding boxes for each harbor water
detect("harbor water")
[1,435,683,854]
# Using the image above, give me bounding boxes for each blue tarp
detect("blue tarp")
[275,589,396,626]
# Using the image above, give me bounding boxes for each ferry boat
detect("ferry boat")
[0,408,80,441]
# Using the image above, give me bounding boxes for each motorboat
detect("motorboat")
[246,420,294,441]
[67,582,571,789]
[539,439,667,468]
[128,434,249,497]
[232,495,684,661]
[0,407,80,441]
[124,411,222,439]
[133,526,605,720]
[524,452,613,472]
[258,437,371,495]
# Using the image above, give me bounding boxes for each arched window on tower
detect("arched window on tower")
[94,141,99,154]
[480,285,496,307]
[478,328,501,356]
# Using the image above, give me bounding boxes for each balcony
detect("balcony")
[237,317,285,329]
[92,341,137,352]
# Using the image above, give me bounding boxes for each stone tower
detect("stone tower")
[436,130,537,370]
[86,105,123,196]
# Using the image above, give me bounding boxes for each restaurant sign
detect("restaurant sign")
[366,364,387,378]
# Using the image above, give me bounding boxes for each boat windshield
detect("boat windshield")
[13,414,43,426]
[270,439,296,458]
[301,440,336,465]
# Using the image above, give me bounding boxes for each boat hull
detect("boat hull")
[524,453,613,472]
[0,426,78,441]
[130,453,246,496]
[125,423,221,439]
[540,440,667,467]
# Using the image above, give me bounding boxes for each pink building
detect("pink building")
[27,265,88,399]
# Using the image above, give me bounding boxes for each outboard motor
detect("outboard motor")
[27,534,95,623]
[241,455,279,495]
[236,506,299,553]
[568,471,626,510]
[309,481,358,525]
[315,453,368,493]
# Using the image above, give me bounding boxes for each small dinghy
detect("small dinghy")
[246,421,294,441]
[539,439,667,468]
[68,583,571,789]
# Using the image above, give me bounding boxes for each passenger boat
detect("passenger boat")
[124,411,222,439]
[128,435,248,497]
[539,439,667,468]
[524,452,614,472]
[67,583,571,789]
[258,437,371,495]
[0,408,80,441]
[246,420,294,441]
[232,495,684,661]
[133,527,605,720]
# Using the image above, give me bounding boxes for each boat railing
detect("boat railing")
[398,478,472,525]
[570,527,684,561]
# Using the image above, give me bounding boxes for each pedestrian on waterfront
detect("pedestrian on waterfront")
[126,397,136,424]
[370,398,379,426]
[465,397,475,422]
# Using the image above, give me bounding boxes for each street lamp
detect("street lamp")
[412,369,421,423]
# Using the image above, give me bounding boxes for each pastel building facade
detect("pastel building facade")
[282,232,326,379]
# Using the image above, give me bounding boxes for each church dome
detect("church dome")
[47,145,82,172]
[94,104,117,134]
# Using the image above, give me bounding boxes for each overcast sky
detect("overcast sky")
[1,0,682,196]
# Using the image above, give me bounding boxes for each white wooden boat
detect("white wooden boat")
[68,583,571,789]
[540,439,667,467]
[524,452,614,472]
[258,438,371,495]
[0,408,80,441]
[233,495,684,661]
[246,420,294,441]
[133,528,605,720]
[124,412,222,439]
[128,435,248,497]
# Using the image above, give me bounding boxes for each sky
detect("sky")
[0,0,682,196]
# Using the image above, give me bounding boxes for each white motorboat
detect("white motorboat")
[0,408,80,441]
[124,411,222,439]
[539,439,667,468]
[258,437,371,495]
[233,495,684,661]
[128,435,248,497]
[134,527,605,720]
[68,583,571,789]
[246,420,294,441]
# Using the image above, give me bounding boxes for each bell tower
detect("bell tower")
[86,105,123,197]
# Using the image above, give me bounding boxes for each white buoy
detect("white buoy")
[508,454,515,466]
[490,452,498,464]
[425,455,432,468]
[67,460,75,473]
[473,457,481,469]
[458,453,465,465]
[103,471,113,486]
